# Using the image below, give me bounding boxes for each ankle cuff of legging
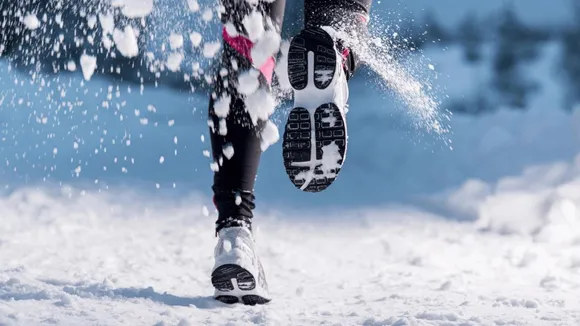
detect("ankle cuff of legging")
[212,187,255,232]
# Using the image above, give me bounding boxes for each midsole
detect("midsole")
[212,263,269,299]
[214,287,269,298]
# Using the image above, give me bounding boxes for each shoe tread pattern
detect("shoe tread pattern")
[288,28,337,90]
[212,264,270,305]
[282,103,346,192]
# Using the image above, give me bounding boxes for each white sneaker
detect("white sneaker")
[211,227,270,305]
[282,26,350,193]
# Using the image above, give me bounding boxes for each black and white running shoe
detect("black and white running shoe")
[211,227,270,305]
[282,27,351,193]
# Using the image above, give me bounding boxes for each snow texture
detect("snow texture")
[237,70,260,96]
[87,15,98,29]
[0,186,578,325]
[251,30,280,67]
[222,144,234,159]
[218,118,227,135]
[242,11,265,42]
[22,14,40,30]
[80,54,97,81]
[166,52,184,72]
[201,9,213,22]
[244,88,276,125]
[202,42,221,58]
[186,0,200,12]
[260,120,280,151]
[169,33,184,50]
[189,32,202,48]
[213,94,231,118]
[66,61,77,72]
[113,26,139,58]
[99,13,115,35]
[321,107,337,127]
[319,142,342,174]
[224,22,239,37]
[112,0,154,18]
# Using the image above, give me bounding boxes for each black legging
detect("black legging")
[209,0,372,232]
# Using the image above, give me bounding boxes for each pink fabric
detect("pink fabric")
[341,47,350,61]
[222,28,275,85]
[222,28,253,60]
[258,57,275,85]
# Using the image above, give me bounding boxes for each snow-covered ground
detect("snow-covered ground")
[0,179,579,325]
[1,2,580,323]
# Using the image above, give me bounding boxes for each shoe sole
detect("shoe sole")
[283,27,347,192]
[211,264,270,305]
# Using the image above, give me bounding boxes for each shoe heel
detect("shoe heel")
[212,264,271,305]
[282,103,347,192]
[211,264,256,292]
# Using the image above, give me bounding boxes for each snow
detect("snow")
[236,70,260,96]
[0,187,578,325]
[169,33,184,50]
[189,32,202,48]
[213,94,231,118]
[244,88,276,125]
[321,109,337,127]
[218,118,227,136]
[166,52,184,72]
[242,11,265,42]
[251,30,280,67]
[471,160,580,244]
[113,26,139,58]
[22,14,40,30]
[224,22,239,37]
[318,142,342,174]
[86,15,97,29]
[55,13,63,27]
[80,54,97,81]
[201,9,213,22]
[202,42,221,58]
[260,120,279,151]
[354,37,447,135]
[98,13,115,35]
[112,0,154,18]
[222,144,234,159]
[186,0,200,12]
[66,61,77,72]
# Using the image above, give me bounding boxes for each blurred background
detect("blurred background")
[0,0,579,223]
